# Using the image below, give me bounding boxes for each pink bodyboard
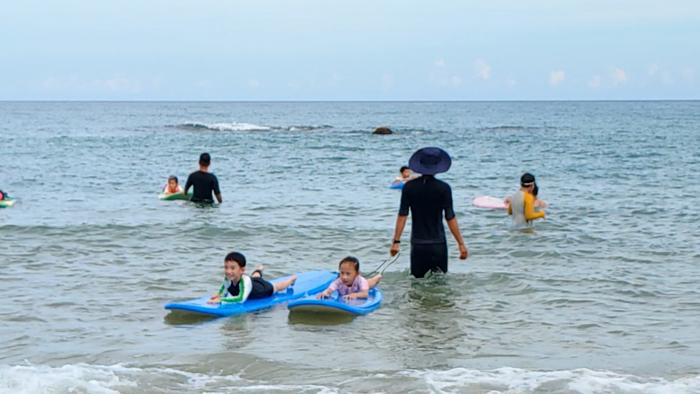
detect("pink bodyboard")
[473,195,507,210]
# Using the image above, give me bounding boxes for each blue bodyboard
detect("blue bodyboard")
[164,270,337,317]
[288,288,383,316]
[389,182,404,190]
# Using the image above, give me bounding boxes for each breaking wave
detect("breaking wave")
[176,122,332,132]
[2,363,699,394]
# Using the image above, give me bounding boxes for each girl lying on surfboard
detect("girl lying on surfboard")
[163,175,184,195]
[317,256,382,300]
[208,252,297,304]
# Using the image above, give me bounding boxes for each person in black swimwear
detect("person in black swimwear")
[389,147,468,278]
[184,152,222,203]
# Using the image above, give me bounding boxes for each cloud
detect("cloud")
[680,66,696,83]
[381,73,395,90]
[474,58,491,80]
[588,75,601,89]
[549,70,565,86]
[611,67,628,85]
[42,75,142,93]
[429,60,463,88]
[95,77,141,93]
[648,64,659,77]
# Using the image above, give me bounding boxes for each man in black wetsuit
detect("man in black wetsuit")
[184,152,222,204]
[390,147,468,278]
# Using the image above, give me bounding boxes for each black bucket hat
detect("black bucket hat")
[408,147,452,175]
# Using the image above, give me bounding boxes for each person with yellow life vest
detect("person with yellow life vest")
[505,173,545,228]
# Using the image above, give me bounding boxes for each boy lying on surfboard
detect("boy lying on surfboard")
[208,252,297,304]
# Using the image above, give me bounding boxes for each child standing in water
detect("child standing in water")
[163,175,184,195]
[208,252,297,304]
[506,172,545,227]
[532,184,548,209]
[317,256,382,299]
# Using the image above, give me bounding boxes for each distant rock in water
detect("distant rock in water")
[373,126,393,135]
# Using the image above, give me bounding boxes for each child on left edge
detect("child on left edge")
[163,175,184,195]
[208,252,297,304]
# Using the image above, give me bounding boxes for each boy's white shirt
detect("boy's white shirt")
[221,275,253,303]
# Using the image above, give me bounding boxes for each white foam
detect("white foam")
[178,122,331,132]
[402,367,700,394]
[3,364,698,394]
[0,363,339,394]
[180,122,271,131]
[0,364,136,394]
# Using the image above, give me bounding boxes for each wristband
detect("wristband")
[393,239,401,244]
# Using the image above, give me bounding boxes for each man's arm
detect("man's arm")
[446,217,468,260]
[213,175,222,203]
[390,215,408,256]
[391,186,410,255]
[184,174,192,195]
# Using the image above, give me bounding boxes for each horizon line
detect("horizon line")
[1,98,699,103]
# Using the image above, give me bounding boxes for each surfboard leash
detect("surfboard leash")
[367,252,401,276]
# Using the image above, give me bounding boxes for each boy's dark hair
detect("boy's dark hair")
[338,256,360,272]
[400,166,409,173]
[225,251,246,267]
[199,152,211,166]
[168,175,178,183]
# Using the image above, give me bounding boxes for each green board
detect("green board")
[0,197,15,208]
[158,191,193,201]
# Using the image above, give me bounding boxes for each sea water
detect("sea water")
[1,101,699,393]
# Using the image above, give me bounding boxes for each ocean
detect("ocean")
[1,101,699,393]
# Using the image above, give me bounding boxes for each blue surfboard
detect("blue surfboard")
[164,270,336,317]
[389,182,404,190]
[287,288,383,316]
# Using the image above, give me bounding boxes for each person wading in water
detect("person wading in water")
[389,147,468,278]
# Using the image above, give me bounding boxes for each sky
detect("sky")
[1,0,699,100]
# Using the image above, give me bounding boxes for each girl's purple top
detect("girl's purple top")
[328,275,369,296]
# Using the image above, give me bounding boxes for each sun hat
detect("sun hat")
[408,147,452,175]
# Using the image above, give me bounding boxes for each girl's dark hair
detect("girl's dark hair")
[520,172,536,186]
[532,183,539,196]
[168,175,178,183]
[400,166,409,173]
[225,251,246,267]
[339,256,360,272]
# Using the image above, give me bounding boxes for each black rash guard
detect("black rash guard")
[398,175,455,244]
[184,170,220,203]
